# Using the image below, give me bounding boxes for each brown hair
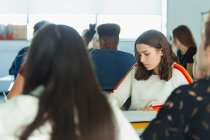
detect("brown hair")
[134,30,178,81]
[172,25,197,48]
[172,25,196,47]
[205,16,210,49]
[20,24,115,140]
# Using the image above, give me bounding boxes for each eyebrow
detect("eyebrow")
[140,50,149,53]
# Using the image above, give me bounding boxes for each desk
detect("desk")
[123,111,157,135]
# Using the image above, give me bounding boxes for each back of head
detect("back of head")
[24,24,92,92]
[82,24,96,47]
[135,30,178,81]
[172,25,197,48]
[97,23,120,49]
[33,20,49,34]
[21,24,115,140]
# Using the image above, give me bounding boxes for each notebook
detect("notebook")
[123,111,157,122]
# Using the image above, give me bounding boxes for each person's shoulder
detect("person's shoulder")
[172,63,193,84]
[90,49,108,56]
[90,48,99,53]
[117,51,135,61]
[118,50,134,56]
[127,63,138,72]
[191,78,210,94]
[0,95,38,114]
[18,46,29,54]
[0,95,39,129]
[173,78,209,97]
[89,49,102,58]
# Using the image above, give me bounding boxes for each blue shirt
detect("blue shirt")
[90,49,136,91]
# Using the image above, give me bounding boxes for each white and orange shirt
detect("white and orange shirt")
[111,63,193,110]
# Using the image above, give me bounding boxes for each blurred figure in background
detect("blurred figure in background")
[172,25,197,76]
[192,53,206,80]
[7,21,49,99]
[82,23,99,52]
[9,21,49,79]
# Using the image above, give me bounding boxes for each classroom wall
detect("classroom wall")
[0,40,30,77]
[167,0,210,45]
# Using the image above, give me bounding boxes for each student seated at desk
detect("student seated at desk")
[8,21,48,79]
[7,21,49,99]
[171,25,197,77]
[111,30,192,111]
[0,24,139,140]
[141,15,210,140]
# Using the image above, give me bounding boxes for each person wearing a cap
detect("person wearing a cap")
[89,23,136,96]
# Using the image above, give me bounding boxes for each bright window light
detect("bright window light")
[28,14,96,39]
[0,14,27,25]
[97,15,162,39]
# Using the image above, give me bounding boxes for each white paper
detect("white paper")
[123,111,157,122]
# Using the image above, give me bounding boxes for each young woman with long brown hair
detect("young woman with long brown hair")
[0,24,139,140]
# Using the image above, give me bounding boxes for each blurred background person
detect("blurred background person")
[7,21,49,99]
[8,21,49,79]
[172,25,197,76]
[82,23,99,52]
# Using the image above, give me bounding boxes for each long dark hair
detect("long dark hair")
[20,24,115,140]
[205,16,210,49]
[172,25,197,48]
[134,30,178,81]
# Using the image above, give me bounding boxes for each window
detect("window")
[0,14,27,25]
[97,15,162,39]
[28,14,96,39]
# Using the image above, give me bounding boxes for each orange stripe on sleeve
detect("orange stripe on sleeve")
[111,63,137,93]
[173,63,193,84]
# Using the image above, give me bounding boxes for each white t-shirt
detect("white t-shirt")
[111,63,192,110]
[0,95,139,140]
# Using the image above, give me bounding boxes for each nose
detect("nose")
[140,55,145,63]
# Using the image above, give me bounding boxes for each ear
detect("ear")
[174,38,180,46]
[159,49,163,56]
[100,38,105,45]
[206,46,210,61]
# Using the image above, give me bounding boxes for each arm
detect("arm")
[7,73,24,99]
[111,66,135,107]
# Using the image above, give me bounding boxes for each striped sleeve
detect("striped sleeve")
[173,63,193,84]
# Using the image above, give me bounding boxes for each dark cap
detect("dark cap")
[97,23,120,36]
